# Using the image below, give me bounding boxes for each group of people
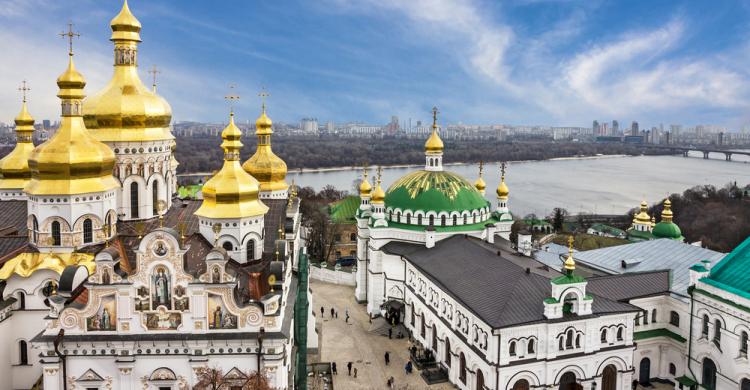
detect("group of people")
[331,361,358,378]
[320,305,350,323]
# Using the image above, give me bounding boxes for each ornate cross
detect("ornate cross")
[60,21,80,56]
[377,166,383,185]
[18,80,30,103]
[500,161,506,179]
[224,84,240,113]
[258,87,270,112]
[431,106,439,128]
[568,235,574,253]
[148,65,161,90]
[478,160,484,177]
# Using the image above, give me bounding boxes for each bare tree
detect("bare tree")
[193,366,274,390]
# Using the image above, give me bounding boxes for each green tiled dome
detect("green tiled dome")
[384,170,489,213]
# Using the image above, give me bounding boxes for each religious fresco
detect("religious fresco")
[87,295,116,331]
[208,294,237,329]
[151,266,171,309]
[145,308,182,330]
[135,286,150,311]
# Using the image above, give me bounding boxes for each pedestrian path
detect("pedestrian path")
[310,280,453,390]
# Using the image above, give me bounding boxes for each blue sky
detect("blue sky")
[2,0,750,129]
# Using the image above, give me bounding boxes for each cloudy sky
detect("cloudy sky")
[1,0,750,129]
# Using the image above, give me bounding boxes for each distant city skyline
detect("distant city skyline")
[2,0,750,128]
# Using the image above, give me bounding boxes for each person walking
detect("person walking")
[347,361,353,376]
[331,362,337,375]
[388,328,392,339]
[384,351,390,365]
[320,306,324,318]
[353,367,358,378]
[330,307,335,318]
[345,308,350,324]
[389,376,395,389]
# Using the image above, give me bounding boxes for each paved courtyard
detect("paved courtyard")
[309,280,453,390]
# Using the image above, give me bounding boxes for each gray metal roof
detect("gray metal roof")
[534,243,573,271]
[383,236,644,329]
[572,239,723,299]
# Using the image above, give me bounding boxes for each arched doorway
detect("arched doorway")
[701,358,716,390]
[512,379,530,390]
[639,358,651,385]
[602,364,617,390]
[445,338,451,367]
[740,378,750,390]
[459,352,467,384]
[559,372,578,390]
[476,369,484,390]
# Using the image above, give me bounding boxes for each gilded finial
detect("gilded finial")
[225,84,240,114]
[377,166,383,185]
[148,65,161,93]
[431,106,439,129]
[478,160,484,176]
[60,21,80,56]
[258,87,270,113]
[501,162,506,180]
[564,235,576,274]
[18,80,30,103]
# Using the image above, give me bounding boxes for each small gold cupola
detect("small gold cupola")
[0,81,36,193]
[474,160,486,195]
[425,106,444,154]
[83,0,173,143]
[496,162,509,199]
[371,167,386,204]
[563,235,576,274]
[242,92,289,195]
[25,33,118,196]
[195,112,269,219]
[359,166,372,197]
[633,201,651,224]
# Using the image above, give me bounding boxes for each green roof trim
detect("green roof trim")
[627,228,654,241]
[551,274,586,285]
[704,235,750,299]
[691,287,750,315]
[543,297,558,304]
[329,196,359,224]
[689,264,708,272]
[384,170,490,214]
[375,216,502,233]
[675,375,698,386]
[177,184,202,199]
[633,328,686,343]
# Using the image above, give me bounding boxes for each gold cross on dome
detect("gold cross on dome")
[224,84,240,113]
[148,65,161,90]
[60,21,80,56]
[500,161,506,178]
[376,166,383,184]
[18,80,30,103]
[478,160,484,177]
[258,87,270,112]
[431,106,439,128]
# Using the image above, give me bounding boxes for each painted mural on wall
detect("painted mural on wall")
[86,295,116,331]
[152,266,172,309]
[208,294,237,329]
[145,308,182,330]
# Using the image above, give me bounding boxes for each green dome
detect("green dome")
[384,170,489,214]
[652,221,683,240]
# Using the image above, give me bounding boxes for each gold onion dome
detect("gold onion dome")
[474,162,486,194]
[424,127,444,154]
[563,236,576,273]
[0,98,36,190]
[195,113,268,219]
[371,174,385,204]
[496,175,509,199]
[633,201,651,223]
[242,105,288,192]
[26,56,118,195]
[359,169,372,196]
[661,199,674,222]
[82,0,173,143]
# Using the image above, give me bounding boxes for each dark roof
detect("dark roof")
[383,236,642,329]
[586,270,671,302]
[262,199,287,258]
[0,200,28,236]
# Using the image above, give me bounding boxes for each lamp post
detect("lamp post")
[53,329,66,390]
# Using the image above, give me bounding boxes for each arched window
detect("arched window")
[701,358,717,390]
[83,218,93,243]
[459,352,466,383]
[635,314,640,326]
[222,241,233,252]
[420,313,425,338]
[51,221,61,246]
[558,337,564,351]
[410,304,415,326]
[440,215,446,226]
[513,379,530,390]
[350,233,356,241]
[417,215,422,225]
[130,182,139,218]
[643,310,649,325]
[602,364,617,390]
[247,240,255,261]
[476,369,485,390]
[16,291,25,310]
[429,215,434,226]
[652,309,657,323]
[527,338,535,354]
[406,214,411,224]
[617,327,624,341]
[18,340,28,365]
[152,180,159,215]
[702,315,709,337]
[565,330,573,349]
[575,334,581,348]
[452,215,457,225]
[429,159,434,167]
[105,213,112,238]
[669,311,680,327]
[509,341,517,356]
[32,216,38,243]
[713,319,722,345]
[431,324,437,351]
[669,363,676,376]
[740,331,748,356]
[741,379,750,390]
[601,329,608,343]
[445,338,451,367]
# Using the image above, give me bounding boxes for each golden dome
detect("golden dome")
[661,199,673,222]
[474,162,486,195]
[425,106,444,154]
[25,56,118,196]
[633,201,651,224]
[496,177,509,199]
[242,106,288,192]
[0,99,36,190]
[563,236,576,272]
[359,169,372,196]
[82,1,173,143]
[372,181,385,204]
[196,113,269,219]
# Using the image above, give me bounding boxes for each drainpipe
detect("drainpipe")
[495,333,501,390]
[53,329,67,390]
[686,290,698,390]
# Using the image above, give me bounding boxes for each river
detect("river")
[280,152,749,217]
